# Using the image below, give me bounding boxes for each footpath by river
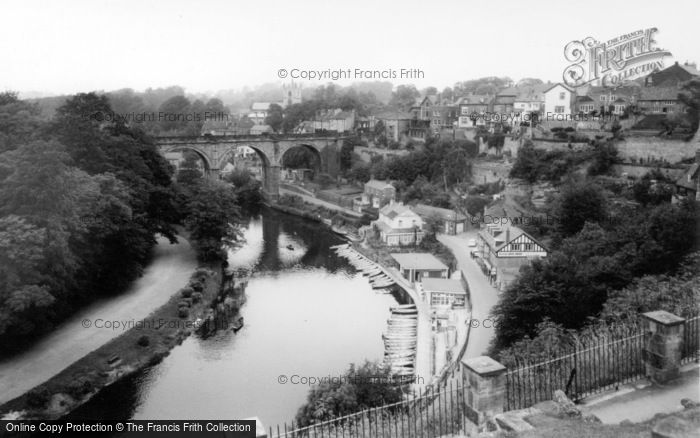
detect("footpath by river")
[0,236,198,406]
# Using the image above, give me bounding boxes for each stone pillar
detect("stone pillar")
[642,310,685,384]
[462,356,507,425]
[265,165,281,200]
[206,168,221,180]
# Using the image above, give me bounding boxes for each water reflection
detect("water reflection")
[67,209,397,428]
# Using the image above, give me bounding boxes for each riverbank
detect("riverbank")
[0,242,230,421]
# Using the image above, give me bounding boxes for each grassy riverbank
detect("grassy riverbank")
[0,255,227,420]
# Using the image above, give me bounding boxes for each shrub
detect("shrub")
[68,379,93,399]
[137,335,150,347]
[178,299,191,308]
[178,307,189,318]
[189,281,204,292]
[27,388,51,408]
[192,292,203,303]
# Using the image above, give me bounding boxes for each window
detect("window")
[610,95,616,101]
[559,92,566,99]
[554,106,565,113]
[509,243,520,251]
[398,220,403,227]
[524,243,533,251]
[600,95,607,101]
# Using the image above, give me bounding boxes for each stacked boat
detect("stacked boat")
[330,244,396,294]
[383,304,417,376]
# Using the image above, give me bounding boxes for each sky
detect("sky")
[1,0,698,97]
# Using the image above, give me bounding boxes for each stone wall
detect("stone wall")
[354,146,409,163]
[615,137,698,164]
[611,164,686,180]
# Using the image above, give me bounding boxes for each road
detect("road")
[0,235,197,405]
[278,187,362,217]
[438,230,501,359]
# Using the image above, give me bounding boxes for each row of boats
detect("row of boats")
[330,243,417,377]
[330,244,396,293]
[384,304,418,376]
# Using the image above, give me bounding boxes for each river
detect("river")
[65,209,399,428]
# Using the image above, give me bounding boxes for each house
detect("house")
[429,105,458,133]
[477,223,547,291]
[576,85,639,116]
[493,87,519,115]
[311,109,356,133]
[674,150,700,202]
[457,95,492,128]
[372,202,424,246]
[543,83,574,119]
[644,61,700,87]
[421,276,467,308]
[375,111,414,142]
[514,84,548,119]
[250,124,273,135]
[249,102,273,125]
[411,203,467,235]
[637,86,685,114]
[354,179,396,212]
[390,252,449,283]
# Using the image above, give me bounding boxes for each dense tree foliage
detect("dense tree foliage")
[490,198,699,351]
[0,92,250,354]
[295,361,406,427]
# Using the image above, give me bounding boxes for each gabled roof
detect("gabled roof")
[390,253,448,270]
[380,202,419,219]
[676,163,699,190]
[375,110,413,121]
[543,83,573,94]
[576,95,594,102]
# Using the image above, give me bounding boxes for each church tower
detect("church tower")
[283,81,302,107]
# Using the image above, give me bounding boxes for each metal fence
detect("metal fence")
[681,315,700,364]
[268,382,466,438]
[505,315,700,411]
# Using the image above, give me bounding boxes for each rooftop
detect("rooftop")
[365,179,395,191]
[412,203,467,221]
[421,278,466,294]
[390,252,448,270]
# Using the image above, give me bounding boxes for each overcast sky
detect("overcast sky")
[1,0,698,97]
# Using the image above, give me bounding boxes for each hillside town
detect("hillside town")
[1,2,700,436]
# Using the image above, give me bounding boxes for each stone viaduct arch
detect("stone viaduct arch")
[156,134,349,199]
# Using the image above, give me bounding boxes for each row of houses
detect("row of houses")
[368,61,699,143]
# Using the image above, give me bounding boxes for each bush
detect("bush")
[137,335,150,347]
[192,292,203,303]
[180,287,194,298]
[27,388,51,408]
[178,307,189,318]
[178,299,191,308]
[189,281,204,292]
[68,379,93,399]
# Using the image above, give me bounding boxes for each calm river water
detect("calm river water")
[66,208,398,428]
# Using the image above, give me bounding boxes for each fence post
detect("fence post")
[461,356,507,426]
[642,310,685,384]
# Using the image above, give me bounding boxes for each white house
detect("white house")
[543,83,574,120]
[372,202,424,246]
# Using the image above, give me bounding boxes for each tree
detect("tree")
[265,103,284,132]
[158,95,191,132]
[554,181,607,236]
[295,361,405,427]
[176,151,204,185]
[389,85,420,111]
[678,78,700,135]
[179,179,242,261]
